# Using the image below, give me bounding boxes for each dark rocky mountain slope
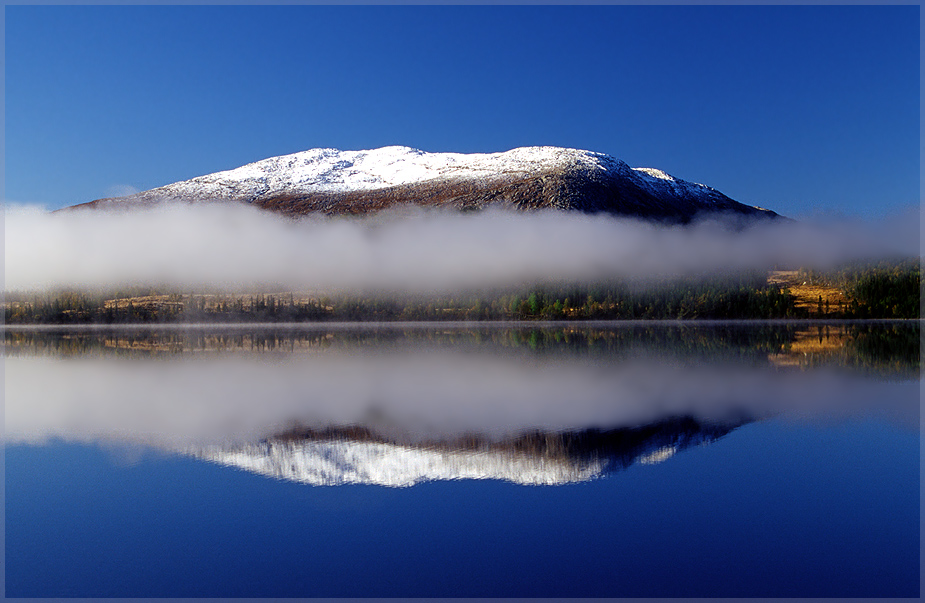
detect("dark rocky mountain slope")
[71,146,780,222]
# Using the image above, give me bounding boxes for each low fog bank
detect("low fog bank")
[4,203,919,293]
[5,351,918,448]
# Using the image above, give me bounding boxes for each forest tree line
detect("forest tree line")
[3,260,920,324]
[797,258,921,319]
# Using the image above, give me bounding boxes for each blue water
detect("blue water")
[6,418,919,597]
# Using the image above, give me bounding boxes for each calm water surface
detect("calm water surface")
[4,321,920,597]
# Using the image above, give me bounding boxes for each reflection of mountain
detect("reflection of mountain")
[6,324,917,452]
[190,417,745,487]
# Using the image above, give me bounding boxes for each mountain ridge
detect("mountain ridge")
[71,146,781,222]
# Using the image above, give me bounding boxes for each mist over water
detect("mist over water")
[5,330,918,448]
[4,203,918,293]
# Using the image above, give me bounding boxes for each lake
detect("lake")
[4,321,920,597]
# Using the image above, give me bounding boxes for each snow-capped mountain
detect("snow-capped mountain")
[189,417,742,487]
[75,146,780,222]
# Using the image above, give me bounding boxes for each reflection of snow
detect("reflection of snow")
[638,445,678,465]
[189,416,734,487]
[194,440,607,487]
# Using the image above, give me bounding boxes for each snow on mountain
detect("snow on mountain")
[630,165,723,201]
[76,146,779,222]
[196,146,607,196]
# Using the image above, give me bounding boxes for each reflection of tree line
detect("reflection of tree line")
[770,323,921,378]
[5,322,919,376]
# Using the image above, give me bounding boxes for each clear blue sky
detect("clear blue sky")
[4,5,920,219]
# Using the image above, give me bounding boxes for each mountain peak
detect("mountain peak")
[73,146,780,222]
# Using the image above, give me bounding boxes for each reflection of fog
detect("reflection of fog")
[5,341,919,449]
